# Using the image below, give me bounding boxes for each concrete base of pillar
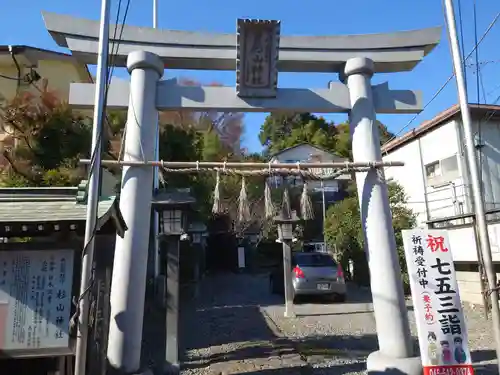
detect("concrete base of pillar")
[163,363,180,375]
[284,311,296,318]
[367,351,422,375]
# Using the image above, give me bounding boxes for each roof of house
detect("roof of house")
[0,186,115,223]
[0,45,93,83]
[270,143,345,159]
[382,103,500,154]
[188,222,207,233]
[0,184,126,237]
[152,189,196,208]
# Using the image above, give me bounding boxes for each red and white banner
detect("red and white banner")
[402,230,474,375]
[424,365,474,375]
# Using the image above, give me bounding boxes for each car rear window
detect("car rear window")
[294,253,337,267]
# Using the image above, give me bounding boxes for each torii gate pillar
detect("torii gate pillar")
[107,50,164,374]
[342,57,421,375]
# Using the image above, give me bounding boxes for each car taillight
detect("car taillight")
[337,264,344,280]
[293,266,305,279]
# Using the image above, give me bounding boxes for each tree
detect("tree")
[149,79,267,230]
[256,112,398,247]
[334,120,394,159]
[323,180,415,289]
[0,78,277,252]
[0,76,245,184]
[259,113,337,156]
[0,87,92,186]
[258,112,395,158]
[159,78,245,154]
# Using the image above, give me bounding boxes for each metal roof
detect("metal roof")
[0,45,93,83]
[382,103,500,154]
[0,187,115,223]
[152,190,196,207]
[269,142,345,159]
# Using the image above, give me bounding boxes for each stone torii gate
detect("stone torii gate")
[43,11,440,375]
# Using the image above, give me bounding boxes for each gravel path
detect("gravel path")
[265,286,498,375]
[179,272,308,375]
[143,272,500,375]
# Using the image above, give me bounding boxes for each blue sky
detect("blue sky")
[2,0,500,152]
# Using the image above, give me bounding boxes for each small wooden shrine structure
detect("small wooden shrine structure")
[0,183,124,375]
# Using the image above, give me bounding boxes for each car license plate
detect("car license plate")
[317,283,330,290]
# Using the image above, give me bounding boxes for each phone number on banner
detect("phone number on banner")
[424,365,474,375]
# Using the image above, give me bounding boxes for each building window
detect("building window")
[284,159,302,187]
[425,155,460,186]
[425,161,441,178]
[441,155,459,175]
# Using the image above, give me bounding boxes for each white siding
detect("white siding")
[272,144,336,163]
[471,119,500,211]
[382,115,500,262]
[420,121,460,163]
[382,115,500,304]
[268,144,347,191]
[383,140,428,226]
[383,121,466,226]
[447,222,500,262]
[456,271,483,305]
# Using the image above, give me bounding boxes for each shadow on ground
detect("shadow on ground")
[294,334,378,360]
[471,349,497,363]
[223,363,365,375]
[292,283,373,304]
[181,334,378,369]
[140,272,496,375]
[236,367,410,375]
[473,363,499,375]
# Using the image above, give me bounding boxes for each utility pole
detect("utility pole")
[321,183,326,224]
[74,0,111,375]
[443,0,500,370]
[308,154,328,252]
[153,0,158,28]
[152,0,162,296]
[321,180,327,252]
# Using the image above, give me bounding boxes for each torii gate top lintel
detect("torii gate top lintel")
[42,11,441,74]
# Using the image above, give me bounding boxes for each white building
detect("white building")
[268,143,348,192]
[268,143,350,248]
[382,104,500,304]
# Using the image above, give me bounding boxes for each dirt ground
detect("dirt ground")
[140,272,498,375]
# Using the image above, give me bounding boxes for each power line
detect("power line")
[0,73,20,81]
[466,59,500,69]
[86,0,131,175]
[457,0,467,87]
[381,11,500,152]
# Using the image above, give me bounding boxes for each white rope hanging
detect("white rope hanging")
[264,180,275,219]
[238,176,251,222]
[212,170,222,214]
[281,184,292,219]
[264,162,275,219]
[300,182,314,220]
